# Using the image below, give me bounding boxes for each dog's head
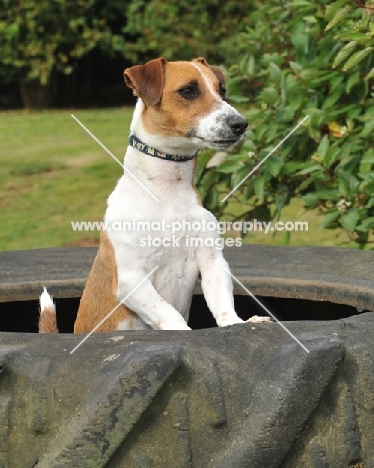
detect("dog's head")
[124,57,247,151]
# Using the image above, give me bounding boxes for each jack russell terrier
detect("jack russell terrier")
[39,57,270,333]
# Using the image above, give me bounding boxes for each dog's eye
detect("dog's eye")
[220,85,226,100]
[178,86,199,100]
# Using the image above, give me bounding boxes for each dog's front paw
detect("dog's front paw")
[246,315,272,323]
[217,314,244,327]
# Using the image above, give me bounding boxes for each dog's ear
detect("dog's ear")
[124,57,167,106]
[193,57,226,86]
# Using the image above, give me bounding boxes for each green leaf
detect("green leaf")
[320,210,341,229]
[303,16,318,24]
[239,54,255,76]
[274,193,288,215]
[322,88,343,109]
[338,170,359,192]
[325,5,352,31]
[239,54,250,74]
[291,25,309,54]
[324,0,348,20]
[361,119,374,138]
[338,177,349,198]
[261,87,279,105]
[340,208,360,232]
[253,174,266,201]
[247,55,256,75]
[336,31,371,41]
[317,135,329,159]
[226,76,246,97]
[302,193,319,208]
[243,139,256,151]
[291,0,313,6]
[269,62,282,85]
[265,154,283,177]
[345,71,360,94]
[332,41,358,69]
[289,62,303,74]
[198,170,218,199]
[296,164,323,176]
[280,78,288,104]
[205,184,220,208]
[283,161,304,174]
[365,68,374,80]
[216,162,244,173]
[227,95,250,103]
[231,165,253,188]
[356,217,374,232]
[330,74,344,92]
[324,147,340,169]
[314,191,339,201]
[298,177,314,192]
[194,152,211,183]
[359,148,374,174]
[343,47,374,71]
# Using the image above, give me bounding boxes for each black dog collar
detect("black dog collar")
[129,134,198,162]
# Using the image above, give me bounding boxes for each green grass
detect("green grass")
[0,108,131,250]
[0,108,359,251]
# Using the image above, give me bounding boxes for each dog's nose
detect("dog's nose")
[228,115,248,135]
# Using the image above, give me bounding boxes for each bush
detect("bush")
[0,0,127,106]
[0,0,255,107]
[195,0,374,248]
[122,0,255,64]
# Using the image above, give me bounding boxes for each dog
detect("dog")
[39,57,270,333]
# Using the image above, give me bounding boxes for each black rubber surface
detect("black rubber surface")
[0,246,373,467]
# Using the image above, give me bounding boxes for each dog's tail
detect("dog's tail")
[39,287,59,333]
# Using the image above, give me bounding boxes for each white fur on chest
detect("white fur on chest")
[106,150,217,322]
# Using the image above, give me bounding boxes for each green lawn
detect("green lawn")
[0,108,358,251]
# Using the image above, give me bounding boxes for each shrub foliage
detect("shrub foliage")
[195,0,374,248]
[0,0,127,85]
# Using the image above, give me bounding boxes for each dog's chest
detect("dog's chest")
[106,174,210,310]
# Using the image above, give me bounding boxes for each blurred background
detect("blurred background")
[0,0,373,251]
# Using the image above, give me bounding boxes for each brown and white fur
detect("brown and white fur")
[39,57,270,333]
